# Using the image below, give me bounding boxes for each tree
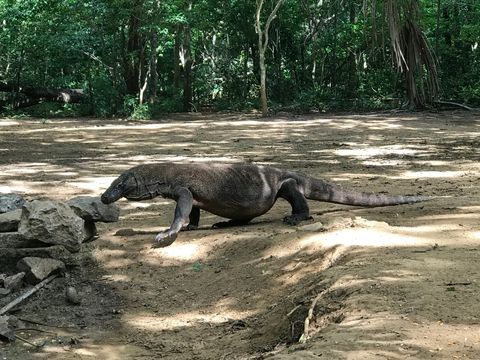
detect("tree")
[0,0,478,116]
[255,0,285,116]
[385,0,440,108]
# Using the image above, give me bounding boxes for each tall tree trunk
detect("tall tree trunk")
[174,24,182,90]
[346,1,358,98]
[258,45,268,116]
[139,42,147,104]
[149,31,158,104]
[255,0,285,117]
[0,82,85,104]
[124,0,144,95]
[182,23,193,112]
[180,1,193,112]
[435,0,441,52]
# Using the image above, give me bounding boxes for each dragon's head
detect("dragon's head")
[101,171,137,204]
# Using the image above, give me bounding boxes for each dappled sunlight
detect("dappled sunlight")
[69,176,116,193]
[310,228,427,248]
[102,274,131,282]
[400,170,465,179]
[143,233,253,265]
[125,309,256,331]
[0,180,54,194]
[93,248,134,269]
[0,114,479,359]
[273,227,430,254]
[323,308,480,358]
[335,145,419,159]
[0,119,20,126]
[414,212,480,222]
[152,243,201,261]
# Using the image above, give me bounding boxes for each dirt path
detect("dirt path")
[0,111,479,359]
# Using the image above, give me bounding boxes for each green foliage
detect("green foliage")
[156,93,184,113]
[5,102,83,118]
[0,0,478,117]
[89,75,124,117]
[123,96,152,120]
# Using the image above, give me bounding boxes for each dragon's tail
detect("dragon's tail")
[304,177,430,207]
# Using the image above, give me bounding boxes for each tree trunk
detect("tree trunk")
[255,0,285,117]
[346,1,358,98]
[149,31,158,104]
[0,82,85,104]
[139,42,148,105]
[385,0,439,109]
[258,47,268,116]
[174,24,182,90]
[180,1,193,112]
[124,0,144,95]
[182,23,193,112]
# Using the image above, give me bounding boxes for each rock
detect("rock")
[84,221,98,242]
[0,194,25,214]
[0,288,10,297]
[298,222,325,232]
[65,286,81,305]
[68,196,120,223]
[17,257,65,284]
[0,232,32,248]
[0,245,79,270]
[0,209,22,232]
[0,315,15,342]
[3,272,25,291]
[18,200,86,253]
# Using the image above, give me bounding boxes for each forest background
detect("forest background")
[0,0,478,118]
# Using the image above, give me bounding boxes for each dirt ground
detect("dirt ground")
[0,111,479,359]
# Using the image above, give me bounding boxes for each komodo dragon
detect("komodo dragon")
[101,163,429,247]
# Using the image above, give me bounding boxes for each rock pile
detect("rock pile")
[0,193,119,302]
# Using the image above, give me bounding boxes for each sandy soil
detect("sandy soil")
[0,111,479,359]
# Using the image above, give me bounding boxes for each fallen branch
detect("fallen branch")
[15,334,44,348]
[298,289,327,344]
[0,274,59,316]
[0,82,85,104]
[434,100,473,111]
[17,328,57,335]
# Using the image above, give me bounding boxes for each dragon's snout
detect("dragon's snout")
[100,192,112,204]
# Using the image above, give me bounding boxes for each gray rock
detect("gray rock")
[84,221,98,242]
[0,315,15,341]
[65,286,81,305]
[0,245,79,270]
[0,209,22,232]
[0,288,10,297]
[18,200,86,253]
[17,257,65,284]
[0,232,32,248]
[3,272,25,291]
[68,196,120,223]
[0,194,25,214]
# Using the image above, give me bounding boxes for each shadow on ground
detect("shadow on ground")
[0,111,479,359]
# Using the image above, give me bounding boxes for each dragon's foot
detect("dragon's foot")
[152,230,178,248]
[283,213,312,226]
